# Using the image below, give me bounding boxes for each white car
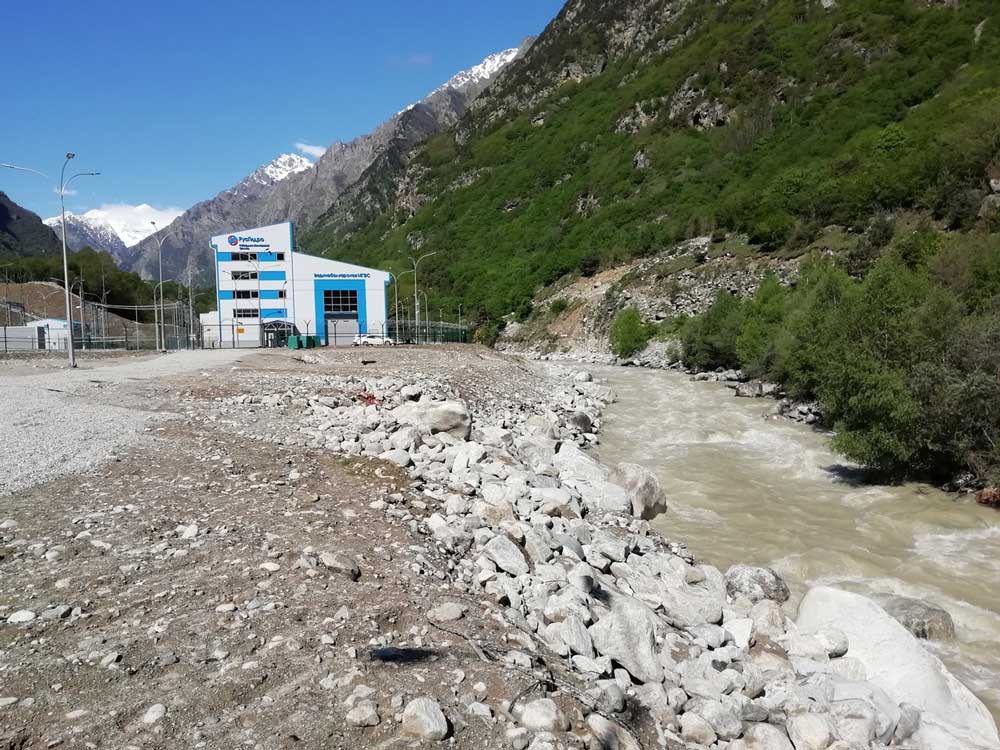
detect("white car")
[352,334,395,347]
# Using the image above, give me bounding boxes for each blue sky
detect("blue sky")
[1,0,562,220]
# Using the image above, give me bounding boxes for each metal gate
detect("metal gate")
[325,318,359,347]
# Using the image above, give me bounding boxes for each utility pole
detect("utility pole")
[149,221,174,352]
[4,156,98,367]
[408,252,436,345]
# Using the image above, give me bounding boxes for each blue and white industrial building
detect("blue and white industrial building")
[200,221,391,347]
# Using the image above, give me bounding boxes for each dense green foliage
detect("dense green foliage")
[304,0,1000,331]
[609,307,654,358]
[680,229,1000,482]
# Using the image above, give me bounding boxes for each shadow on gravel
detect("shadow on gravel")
[369,646,437,664]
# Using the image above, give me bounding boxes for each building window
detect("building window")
[275,253,285,261]
[231,271,257,280]
[233,289,258,299]
[233,308,260,318]
[276,290,286,299]
[230,252,256,261]
[323,289,358,317]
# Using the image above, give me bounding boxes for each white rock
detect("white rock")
[797,586,998,747]
[518,698,568,731]
[743,722,794,750]
[587,713,641,750]
[608,462,667,519]
[786,711,834,750]
[391,399,471,440]
[428,602,467,622]
[346,700,380,727]
[379,449,412,467]
[725,564,790,603]
[142,703,166,724]
[589,596,662,684]
[680,711,717,745]
[483,535,529,576]
[401,697,448,740]
[7,610,36,625]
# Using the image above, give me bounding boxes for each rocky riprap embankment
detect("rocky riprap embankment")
[201,357,996,750]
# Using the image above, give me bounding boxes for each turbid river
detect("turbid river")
[593,366,1000,723]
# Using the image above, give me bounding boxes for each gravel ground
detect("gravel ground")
[0,350,247,496]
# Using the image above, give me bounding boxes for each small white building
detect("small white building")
[29,318,79,351]
[200,221,391,347]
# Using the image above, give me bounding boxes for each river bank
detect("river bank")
[2,347,997,749]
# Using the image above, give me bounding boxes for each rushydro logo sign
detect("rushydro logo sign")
[227,235,239,246]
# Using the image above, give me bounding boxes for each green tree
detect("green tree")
[609,307,652,358]
[682,291,745,370]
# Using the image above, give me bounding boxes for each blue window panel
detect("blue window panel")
[260,308,287,319]
[216,252,233,262]
[259,271,286,281]
[257,252,281,262]
[259,289,285,299]
[218,290,234,300]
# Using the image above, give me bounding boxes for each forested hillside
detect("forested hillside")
[304,0,998,328]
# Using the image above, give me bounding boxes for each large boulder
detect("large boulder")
[725,564,790,603]
[589,595,663,684]
[609,462,668,520]
[401,697,449,740]
[796,586,998,747]
[872,594,955,640]
[553,443,608,483]
[390,399,471,440]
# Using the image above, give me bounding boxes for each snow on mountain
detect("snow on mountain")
[250,153,313,186]
[45,203,184,256]
[431,47,521,96]
[45,211,128,258]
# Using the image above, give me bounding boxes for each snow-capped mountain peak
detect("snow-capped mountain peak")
[431,47,520,97]
[45,203,184,255]
[249,153,313,186]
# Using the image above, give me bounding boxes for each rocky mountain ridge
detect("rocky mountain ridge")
[0,192,61,258]
[44,212,129,261]
[124,45,530,284]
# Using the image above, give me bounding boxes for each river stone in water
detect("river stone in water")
[609,462,668,520]
[872,594,956,640]
[725,564,790,603]
[797,586,998,747]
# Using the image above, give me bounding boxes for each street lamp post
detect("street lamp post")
[149,221,175,352]
[3,156,98,367]
[408,252,436,345]
[419,290,429,343]
[458,303,463,342]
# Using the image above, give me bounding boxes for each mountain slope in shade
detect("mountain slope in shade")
[125,47,527,283]
[0,192,62,257]
[44,212,128,260]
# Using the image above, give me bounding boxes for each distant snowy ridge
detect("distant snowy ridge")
[432,47,520,96]
[46,203,184,250]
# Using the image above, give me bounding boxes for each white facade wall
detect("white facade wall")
[206,222,390,346]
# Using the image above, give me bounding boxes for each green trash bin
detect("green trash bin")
[287,336,301,349]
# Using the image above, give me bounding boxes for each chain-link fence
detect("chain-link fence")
[199,319,468,349]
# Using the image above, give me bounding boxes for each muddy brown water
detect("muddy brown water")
[593,366,1000,723]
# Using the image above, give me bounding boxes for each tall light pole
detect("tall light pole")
[458,303,463,342]
[408,252,436,346]
[58,154,100,367]
[393,269,414,342]
[3,158,99,366]
[149,221,174,352]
